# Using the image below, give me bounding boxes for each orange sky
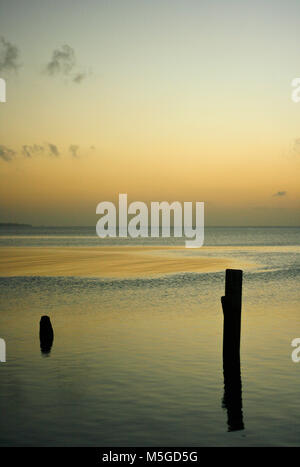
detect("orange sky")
[0,0,300,225]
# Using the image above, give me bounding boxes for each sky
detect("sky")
[0,0,300,226]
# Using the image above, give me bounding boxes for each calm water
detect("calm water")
[0,226,300,446]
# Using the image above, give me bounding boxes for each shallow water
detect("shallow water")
[0,227,300,446]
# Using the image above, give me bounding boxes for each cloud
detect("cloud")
[2,142,96,161]
[273,191,287,197]
[293,138,300,155]
[22,143,59,157]
[45,45,87,84]
[45,44,75,76]
[22,144,44,158]
[73,72,86,84]
[69,144,79,158]
[47,143,60,157]
[0,145,16,162]
[0,37,20,73]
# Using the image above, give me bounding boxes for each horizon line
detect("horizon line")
[1,223,300,229]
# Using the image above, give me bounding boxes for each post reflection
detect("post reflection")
[222,364,244,432]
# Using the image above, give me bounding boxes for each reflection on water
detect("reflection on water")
[40,340,53,356]
[222,365,244,432]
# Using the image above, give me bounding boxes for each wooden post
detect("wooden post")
[39,315,54,354]
[221,269,243,372]
[221,269,244,431]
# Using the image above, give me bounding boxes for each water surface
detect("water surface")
[0,227,299,446]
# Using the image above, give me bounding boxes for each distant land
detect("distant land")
[0,223,32,227]
[0,223,299,229]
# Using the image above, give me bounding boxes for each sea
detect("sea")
[0,226,300,446]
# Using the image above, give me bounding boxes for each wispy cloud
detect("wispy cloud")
[0,37,20,73]
[69,144,80,158]
[45,44,75,76]
[273,191,287,197]
[22,143,59,157]
[73,72,86,84]
[0,145,16,162]
[47,143,60,157]
[45,44,87,83]
[2,142,95,161]
[22,144,44,158]
[293,138,300,155]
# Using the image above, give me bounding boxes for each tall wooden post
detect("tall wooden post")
[221,269,244,431]
[221,269,243,371]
